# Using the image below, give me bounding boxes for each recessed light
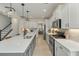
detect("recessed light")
[43,9,47,12]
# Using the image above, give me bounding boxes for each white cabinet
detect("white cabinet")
[69,4,79,29]
[55,41,70,56]
[61,4,69,29]
[25,35,36,56]
[56,4,79,29]
[61,4,79,29]
[51,4,79,29]
[54,4,69,29]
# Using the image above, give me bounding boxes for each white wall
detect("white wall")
[19,18,45,34]
[27,19,45,29]
[11,17,19,35]
[67,29,79,42]
[0,14,11,30]
[11,18,45,34]
[29,19,45,32]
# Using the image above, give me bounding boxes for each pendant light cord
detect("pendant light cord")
[26,10,29,20]
[21,3,25,17]
[10,3,12,11]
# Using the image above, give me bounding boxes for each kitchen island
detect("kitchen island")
[0,29,38,56]
[49,35,79,56]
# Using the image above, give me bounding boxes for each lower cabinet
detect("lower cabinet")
[49,36,55,56]
[25,35,36,56]
[55,41,70,56]
[25,47,30,56]
[48,36,70,56]
[49,36,79,56]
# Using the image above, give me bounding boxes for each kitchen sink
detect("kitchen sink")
[25,36,32,39]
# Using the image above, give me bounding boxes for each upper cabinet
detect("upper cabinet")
[53,4,69,29]
[53,4,79,29]
[69,4,79,29]
[61,4,79,29]
[50,4,79,29]
[61,4,69,29]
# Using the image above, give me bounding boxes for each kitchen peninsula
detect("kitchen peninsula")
[49,35,79,56]
[0,28,38,56]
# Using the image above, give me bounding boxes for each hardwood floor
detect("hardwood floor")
[33,34,51,56]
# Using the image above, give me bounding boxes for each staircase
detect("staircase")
[0,23,12,41]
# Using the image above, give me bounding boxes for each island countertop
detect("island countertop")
[0,29,38,54]
[50,35,79,52]
[55,39,79,52]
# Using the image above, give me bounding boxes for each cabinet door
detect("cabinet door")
[69,4,79,28]
[56,46,69,56]
[25,48,30,56]
[55,45,64,56]
[55,41,69,56]
[61,4,69,29]
[55,4,69,29]
[29,45,33,56]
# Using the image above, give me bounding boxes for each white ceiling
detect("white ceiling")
[0,3,59,19]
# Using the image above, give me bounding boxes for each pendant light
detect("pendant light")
[21,3,25,18]
[26,10,30,21]
[21,3,26,39]
[7,3,15,17]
